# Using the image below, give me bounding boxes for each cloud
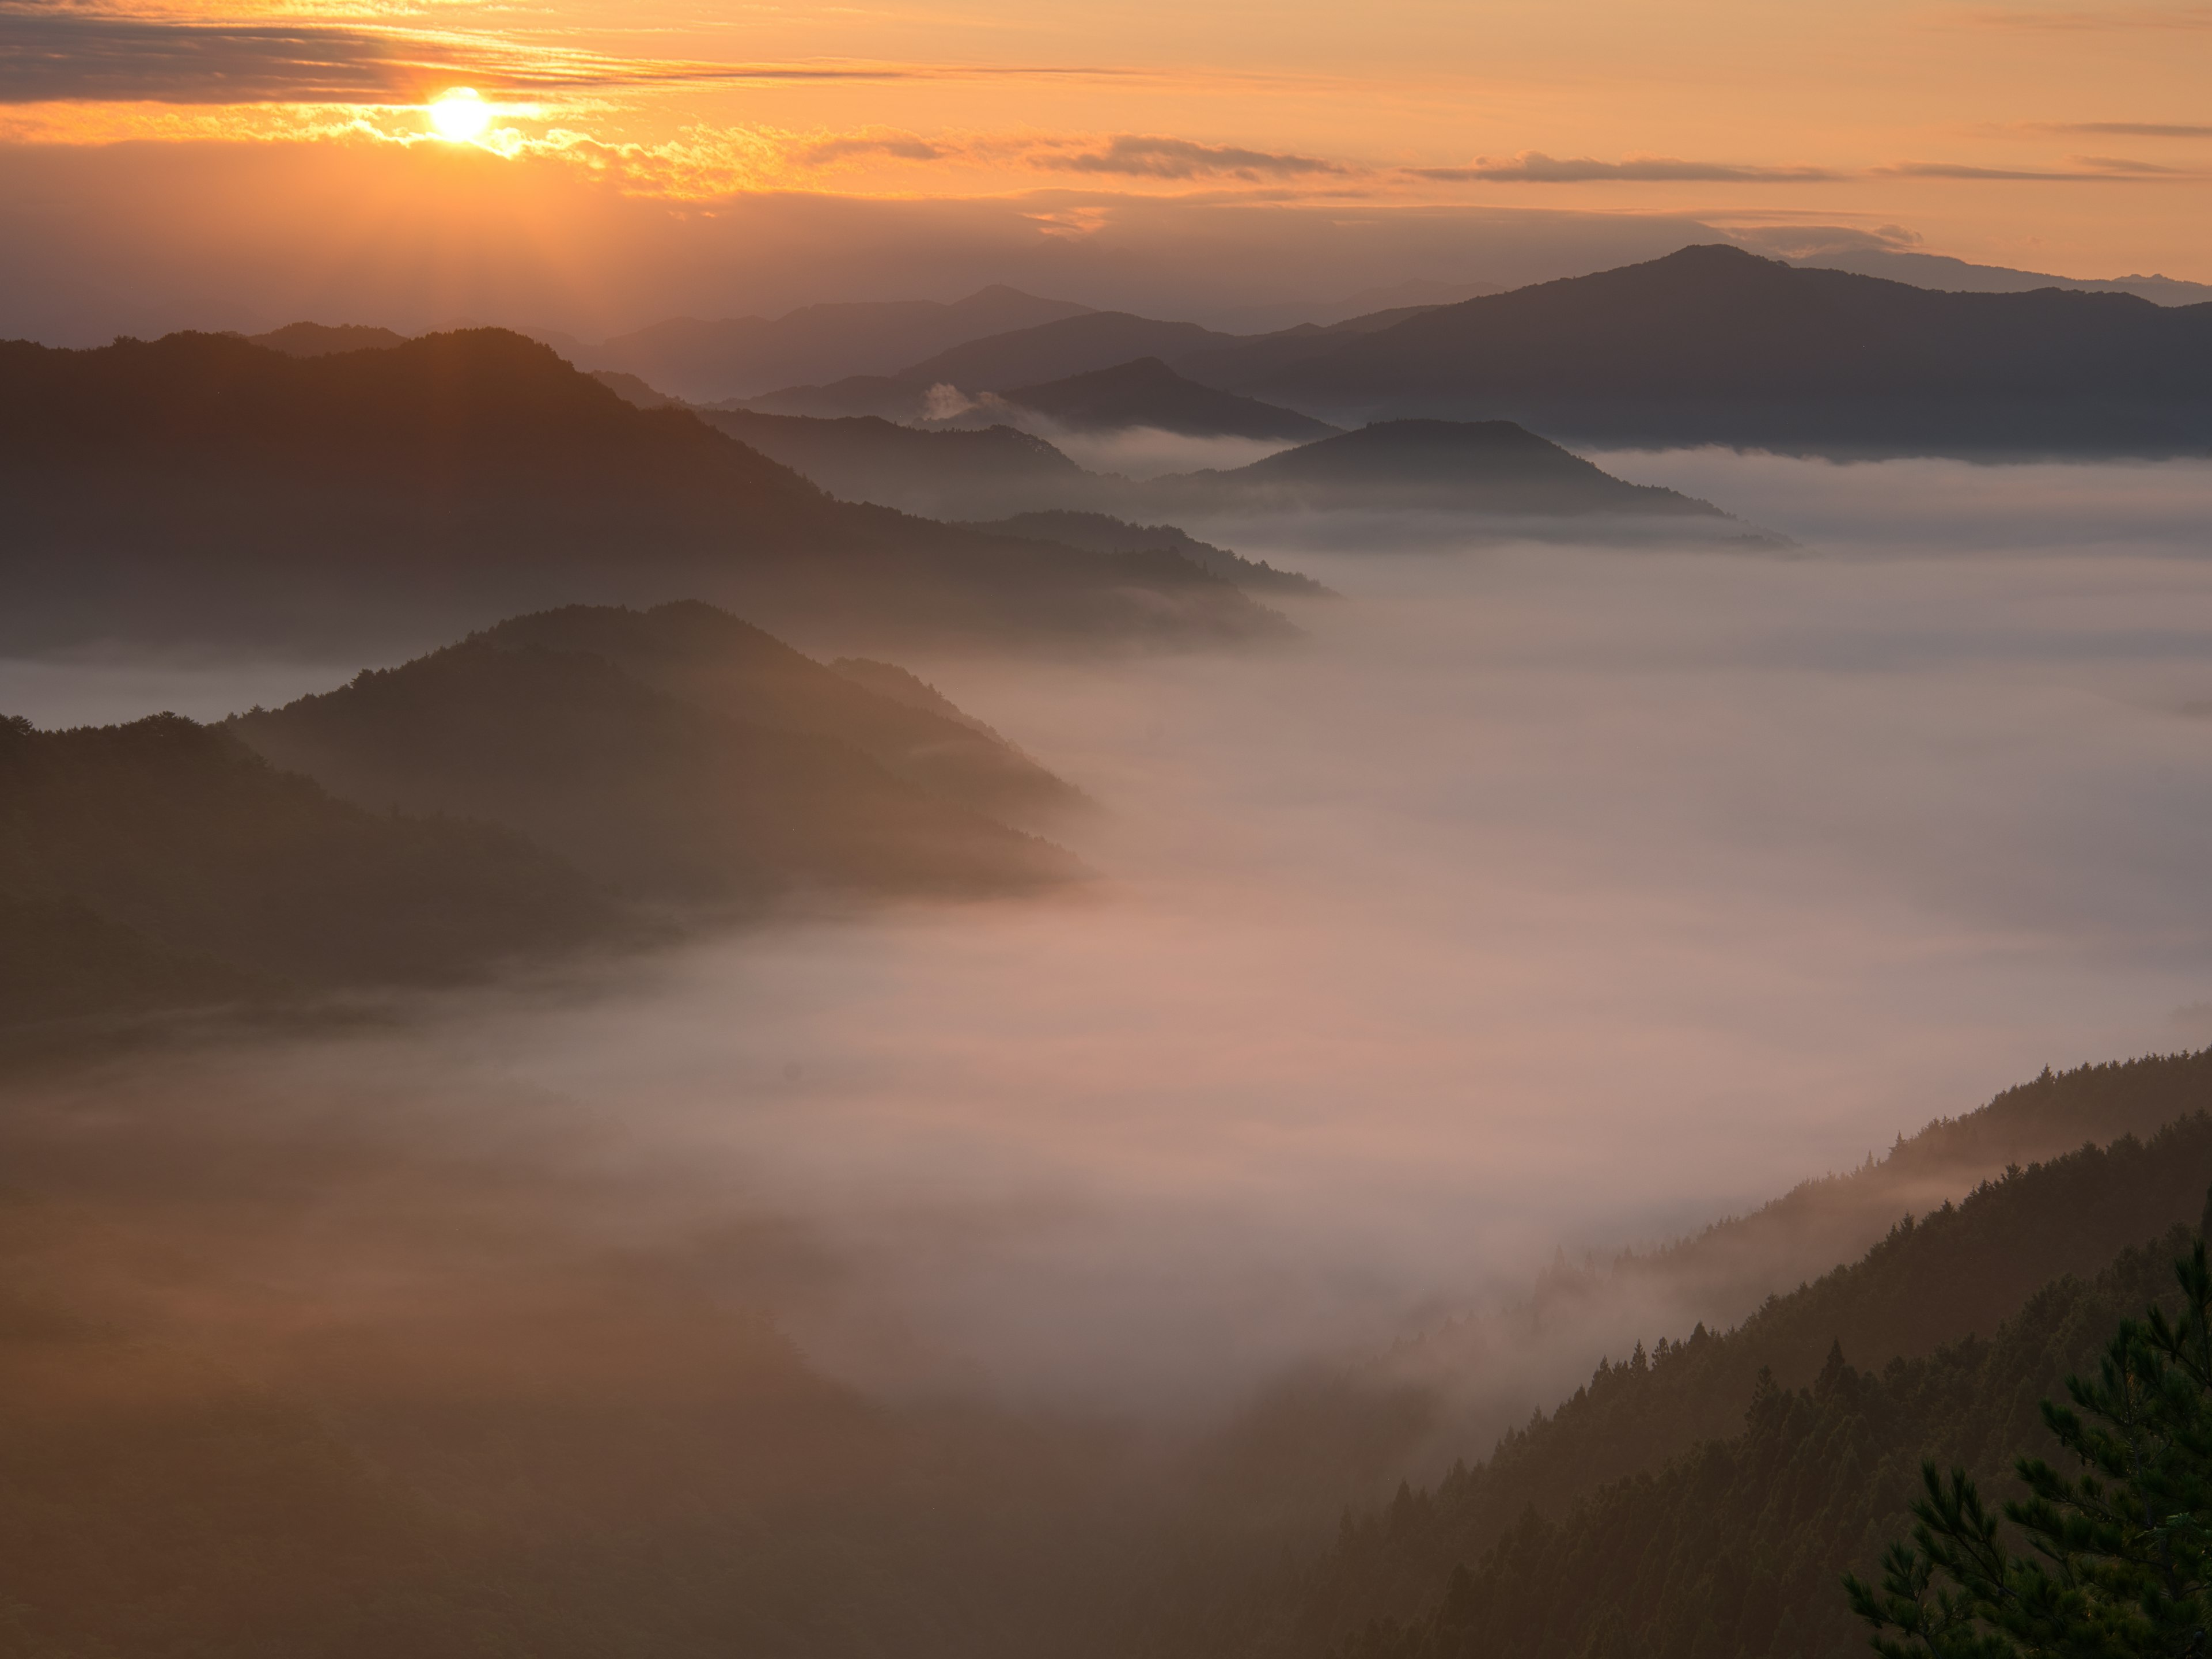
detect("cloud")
[1876,158,2202,180]
[1964,5,2212,28]
[1725,223,1924,259]
[1035,135,1347,181]
[2032,121,2212,138]
[801,132,949,165]
[1410,151,1843,184]
[0,5,1111,105]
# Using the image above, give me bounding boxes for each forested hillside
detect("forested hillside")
[1332,1224,2192,1659]
[1176,1096,2212,1659]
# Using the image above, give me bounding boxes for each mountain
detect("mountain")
[1211,245,2212,455]
[999,357,1339,441]
[228,637,1083,903]
[962,511,1334,596]
[247,321,410,357]
[0,710,619,1023]
[588,287,1096,403]
[697,407,1101,519]
[1151,419,1726,514]
[698,405,1730,533]
[474,602,1087,827]
[1325,1219,2202,1659]
[1168,1055,2212,1659]
[589,368,684,408]
[1200,278,1502,336]
[745,311,1247,420]
[1794,247,2212,307]
[0,328,1292,654]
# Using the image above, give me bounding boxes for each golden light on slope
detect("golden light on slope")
[428,88,492,143]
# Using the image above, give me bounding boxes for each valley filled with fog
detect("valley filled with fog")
[10,452,2211,1425]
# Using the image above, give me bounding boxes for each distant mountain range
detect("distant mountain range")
[1791,247,2212,307]
[698,407,1095,522]
[743,310,1247,420]
[0,328,1293,655]
[1206,245,2212,454]
[719,246,2212,456]
[237,243,2212,459]
[682,396,1737,527]
[998,357,1339,441]
[1152,419,1724,514]
[1,603,1087,1028]
[579,286,1095,403]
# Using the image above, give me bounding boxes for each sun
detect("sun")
[427,88,492,143]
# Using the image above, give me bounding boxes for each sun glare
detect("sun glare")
[427,88,491,143]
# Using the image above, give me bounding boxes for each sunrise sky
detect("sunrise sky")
[2,0,2207,339]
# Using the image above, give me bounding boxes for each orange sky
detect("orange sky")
[1,0,2207,334]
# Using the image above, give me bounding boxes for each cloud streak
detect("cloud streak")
[1876,157,2203,180]
[2033,121,2212,138]
[0,5,1119,105]
[1409,151,1843,184]
[1035,135,1347,181]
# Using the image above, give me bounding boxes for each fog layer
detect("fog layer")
[16,454,2210,1422]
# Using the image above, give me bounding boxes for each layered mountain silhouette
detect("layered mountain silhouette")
[0,328,1291,653]
[228,632,1082,906]
[729,246,2212,455]
[961,511,1333,595]
[0,710,620,1022]
[1791,246,2212,307]
[691,402,1732,528]
[1211,245,2212,453]
[585,286,1094,403]
[698,407,1094,521]
[745,311,1243,420]
[997,357,1338,441]
[1153,419,1725,514]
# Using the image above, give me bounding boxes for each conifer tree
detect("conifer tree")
[1846,1224,2212,1658]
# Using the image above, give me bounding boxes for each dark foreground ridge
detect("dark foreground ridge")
[1161,1050,2212,1659]
[0,328,1292,654]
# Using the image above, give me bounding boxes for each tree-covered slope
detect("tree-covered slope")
[1187,1102,2212,1659]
